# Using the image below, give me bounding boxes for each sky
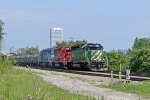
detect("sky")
[0,0,150,52]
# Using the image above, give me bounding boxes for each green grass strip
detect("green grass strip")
[101,82,150,99]
[0,67,95,100]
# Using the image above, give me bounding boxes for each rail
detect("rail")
[17,66,150,81]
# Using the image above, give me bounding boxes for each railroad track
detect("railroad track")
[21,66,150,81]
[50,68,150,81]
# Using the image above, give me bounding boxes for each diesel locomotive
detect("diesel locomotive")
[70,43,108,71]
[14,43,108,71]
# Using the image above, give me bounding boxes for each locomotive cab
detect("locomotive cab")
[83,43,103,61]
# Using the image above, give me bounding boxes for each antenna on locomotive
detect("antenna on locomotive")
[70,37,74,41]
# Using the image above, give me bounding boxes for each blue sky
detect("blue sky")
[0,0,150,52]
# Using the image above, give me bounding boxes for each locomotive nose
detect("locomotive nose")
[90,50,102,61]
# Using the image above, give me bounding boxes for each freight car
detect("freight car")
[14,48,54,67]
[14,54,39,66]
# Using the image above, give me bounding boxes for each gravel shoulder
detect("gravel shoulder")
[19,67,147,100]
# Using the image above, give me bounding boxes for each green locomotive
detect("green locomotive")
[70,43,108,71]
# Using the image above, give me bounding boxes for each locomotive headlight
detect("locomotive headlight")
[93,59,96,61]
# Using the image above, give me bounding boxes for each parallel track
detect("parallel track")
[26,66,150,81]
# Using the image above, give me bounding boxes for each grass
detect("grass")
[0,60,96,100]
[101,82,150,99]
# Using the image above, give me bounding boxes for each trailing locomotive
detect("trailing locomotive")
[53,46,71,68]
[14,43,108,71]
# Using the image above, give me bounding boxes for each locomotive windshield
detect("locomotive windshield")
[65,47,71,52]
[71,43,103,51]
[66,50,71,52]
[86,44,103,50]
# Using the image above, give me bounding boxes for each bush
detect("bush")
[130,48,150,73]
[0,59,13,74]
[106,51,129,71]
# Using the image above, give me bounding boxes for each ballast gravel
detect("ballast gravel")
[19,67,147,100]
[40,74,143,100]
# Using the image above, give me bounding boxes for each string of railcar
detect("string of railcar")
[14,43,108,71]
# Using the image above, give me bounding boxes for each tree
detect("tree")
[129,37,150,73]
[56,41,67,48]
[130,48,150,73]
[0,20,6,40]
[0,52,3,60]
[55,40,88,48]
[16,46,39,55]
[25,46,39,55]
[106,51,129,71]
[132,37,150,49]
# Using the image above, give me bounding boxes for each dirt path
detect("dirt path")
[19,67,147,100]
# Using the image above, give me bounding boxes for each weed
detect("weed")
[0,62,95,99]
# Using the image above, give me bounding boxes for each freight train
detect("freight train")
[14,43,108,71]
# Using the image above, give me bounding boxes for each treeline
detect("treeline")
[56,40,87,48]
[13,46,39,55]
[107,37,150,73]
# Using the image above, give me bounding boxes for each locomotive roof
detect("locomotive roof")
[71,43,103,50]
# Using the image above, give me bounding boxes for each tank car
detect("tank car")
[14,48,54,67]
[14,54,39,66]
